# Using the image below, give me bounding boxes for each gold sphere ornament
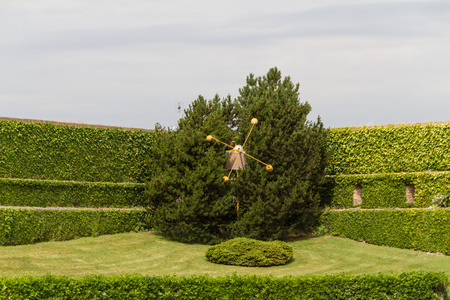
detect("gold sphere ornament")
[222,176,229,182]
[206,135,213,142]
[266,165,273,172]
[251,118,258,125]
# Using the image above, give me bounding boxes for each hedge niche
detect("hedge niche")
[324,171,450,209]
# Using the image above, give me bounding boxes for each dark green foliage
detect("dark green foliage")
[0,208,148,246]
[147,68,329,243]
[327,123,450,175]
[205,237,293,267]
[0,120,154,183]
[232,68,329,240]
[146,95,236,244]
[0,272,446,299]
[321,208,450,255]
[0,178,146,208]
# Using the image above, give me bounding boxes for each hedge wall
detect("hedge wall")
[0,208,149,246]
[0,178,147,208]
[324,171,450,209]
[327,123,450,175]
[0,272,446,299]
[321,208,450,255]
[0,119,154,183]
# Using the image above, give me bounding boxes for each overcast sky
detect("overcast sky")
[1,0,449,129]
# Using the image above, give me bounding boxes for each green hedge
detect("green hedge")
[0,208,149,246]
[0,178,147,208]
[0,120,154,183]
[327,123,450,175]
[321,208,450,255]
[324,171,450,208]
[0,272,446,299]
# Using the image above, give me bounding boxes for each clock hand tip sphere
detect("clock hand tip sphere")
[251,118,258,125]
[206,135,213,142]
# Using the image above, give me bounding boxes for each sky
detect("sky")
[1,0,449,130]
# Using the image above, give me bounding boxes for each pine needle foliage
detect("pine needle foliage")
[146,68,329,243]
[146,95,236,244]
[232,68,329,240]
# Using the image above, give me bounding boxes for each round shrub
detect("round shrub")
[205,237,293,267]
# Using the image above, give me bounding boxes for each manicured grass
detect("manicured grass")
[1,232,450,278]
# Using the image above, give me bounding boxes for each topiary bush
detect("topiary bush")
[205,237,293,267]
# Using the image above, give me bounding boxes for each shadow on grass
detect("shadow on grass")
[285,234,324,243]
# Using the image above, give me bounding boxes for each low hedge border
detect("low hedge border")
[323,171,450,208]
[0,178,147,208]
[0,208,149,246]
[321,208,450,255]
[0,272,446,299]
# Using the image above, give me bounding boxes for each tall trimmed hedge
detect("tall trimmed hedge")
[321,208,450,255]
[0,120,154,183]
[0,208,148,246]
[327,123,450,175]
[0,178,147,208]
[0,272,446,299]
[324,171,450,208]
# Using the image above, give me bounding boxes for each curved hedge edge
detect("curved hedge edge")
[0,177,147,208]
[323,171,450,209]
[0,272,446,299]
[0,208,150,246]
[321,208,450,255]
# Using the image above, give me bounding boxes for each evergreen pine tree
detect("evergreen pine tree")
[146,68,329,243]
[232,67,329,240]
[146,95,236,244]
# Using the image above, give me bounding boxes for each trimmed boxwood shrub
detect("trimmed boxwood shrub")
[0,272,447,299]
[205,237,293,267]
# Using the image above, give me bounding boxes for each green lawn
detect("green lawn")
[1,232,449,278]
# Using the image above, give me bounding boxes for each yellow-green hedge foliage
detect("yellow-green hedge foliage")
[0,120,154,183]
[324,171,450,208]
[0,208,149,246]
[0,178,146,208]
[327,123,450,175]
[321,208,450,254]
